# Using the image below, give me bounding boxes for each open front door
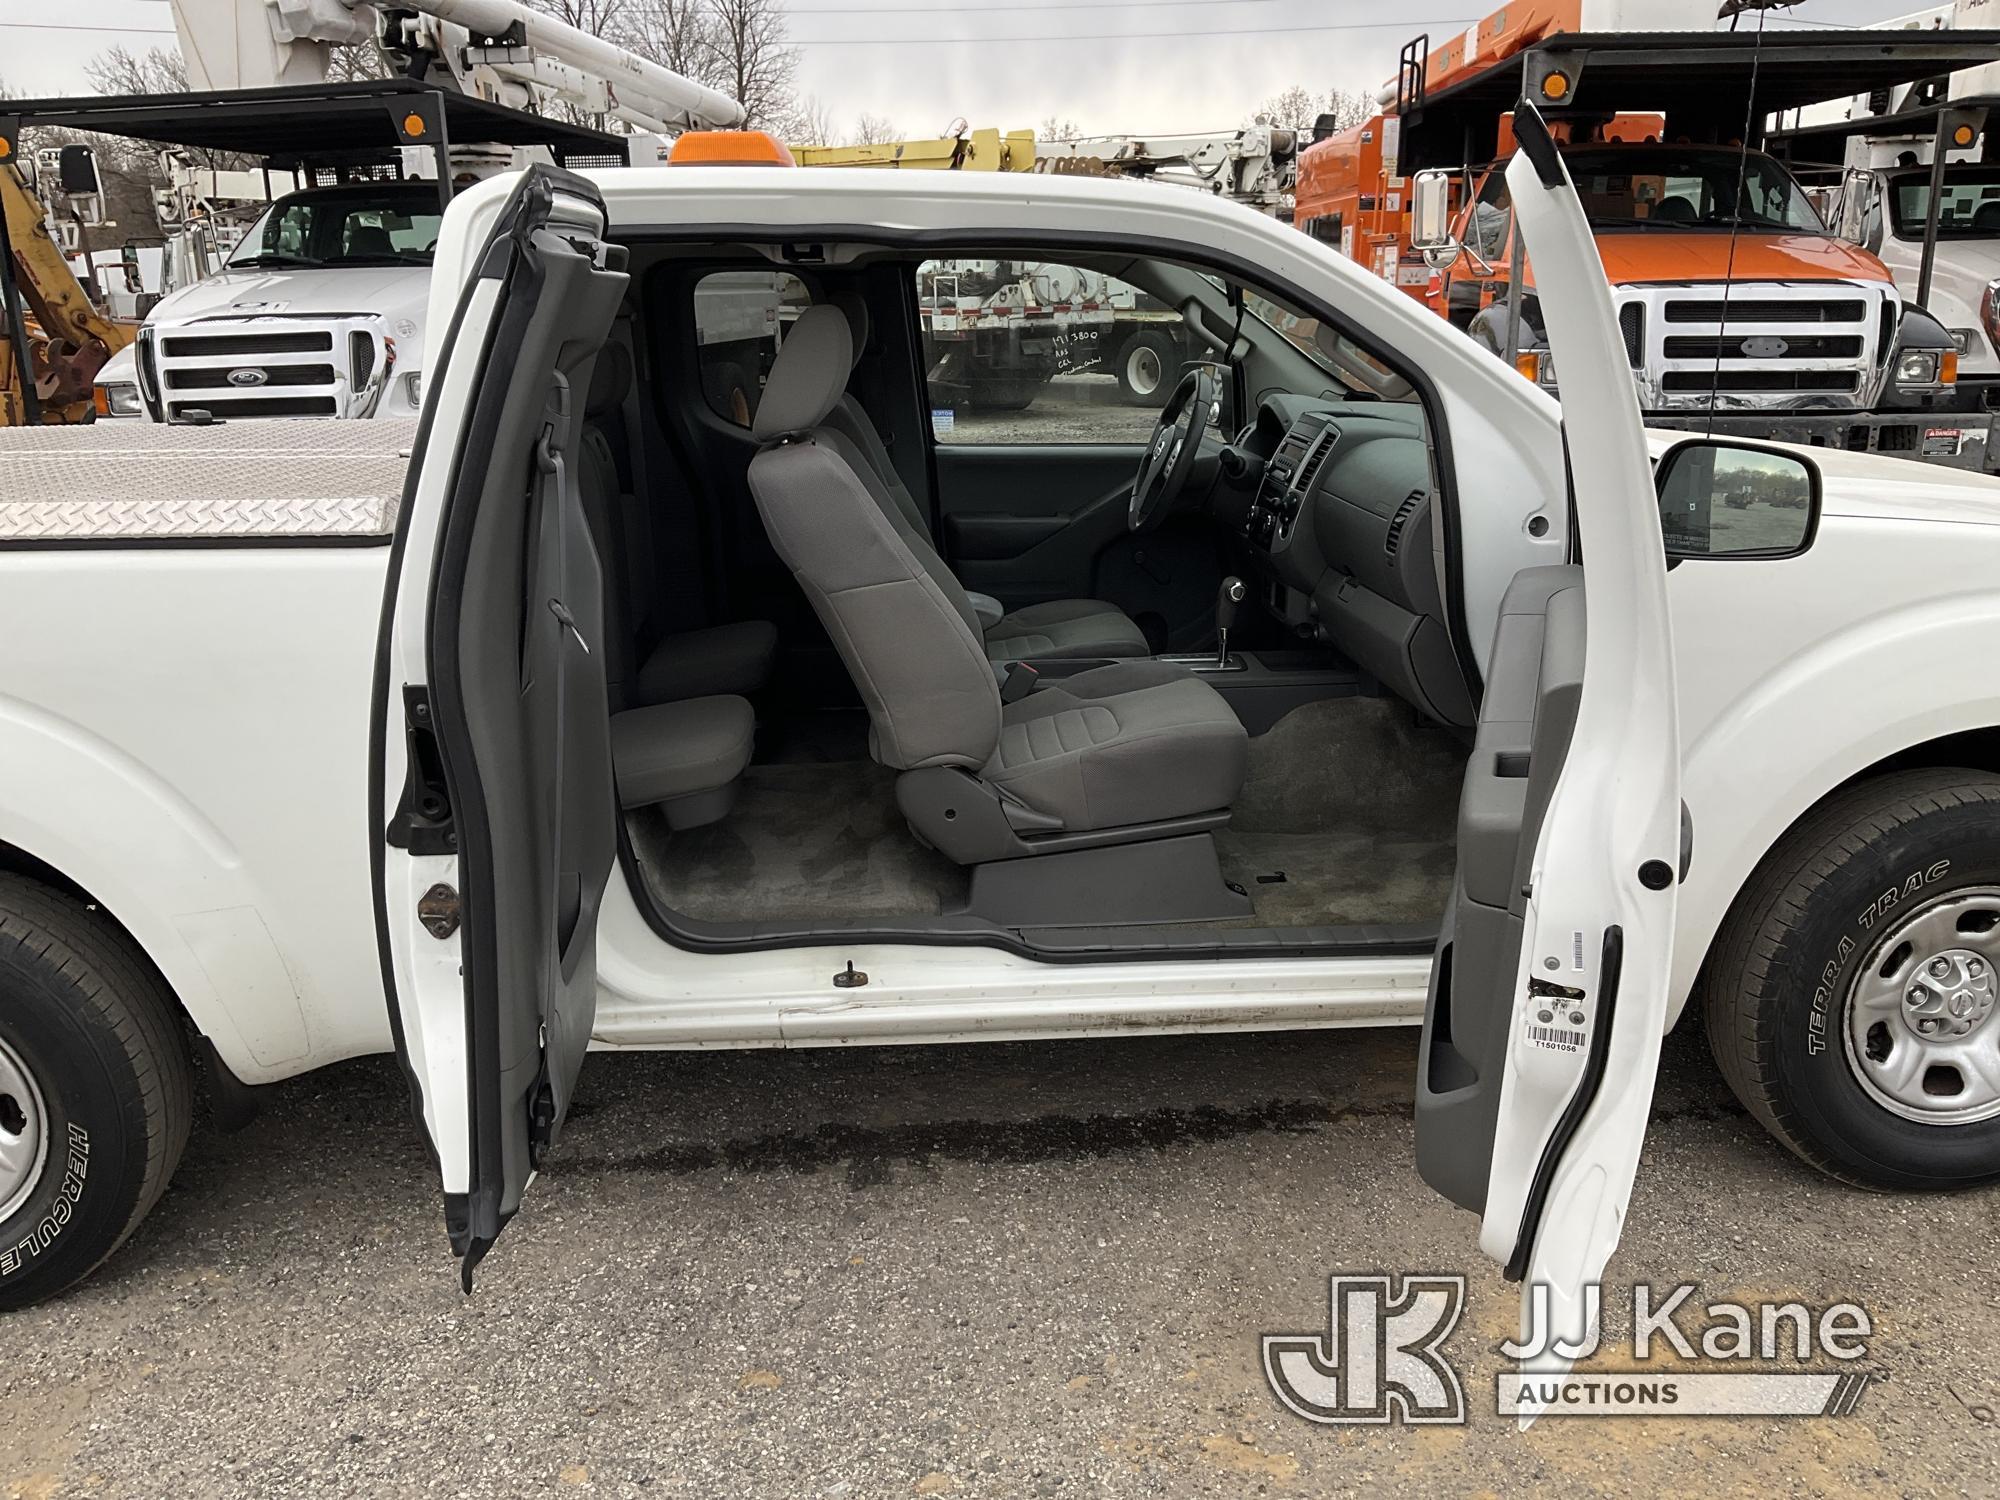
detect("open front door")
[1414,108,1682,1393]
[372,167,630,1287]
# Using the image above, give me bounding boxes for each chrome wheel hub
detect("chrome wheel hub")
[1129,345,1162,395]
[0,1034,50,1223]
[1844,887,2000,1125]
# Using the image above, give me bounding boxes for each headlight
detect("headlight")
[404,371,423,408]
[93,383,143,418]
[1895,349,1943,386]
[1513,349,1557,387]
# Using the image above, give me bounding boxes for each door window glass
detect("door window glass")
[693,271,813,427]
[915,259,1182,445]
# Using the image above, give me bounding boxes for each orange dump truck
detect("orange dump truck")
[1295,1,2000,462]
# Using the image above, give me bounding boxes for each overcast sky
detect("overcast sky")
[0,0,1952,137]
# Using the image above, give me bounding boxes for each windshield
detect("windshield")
[1890,167,2000,240]
[1561,148,1822,232]
[1242,289,1415,402]
[224,187,444,269]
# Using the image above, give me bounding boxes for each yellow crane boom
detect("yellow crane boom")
[791,128,1036,172]
[0,154,136,426]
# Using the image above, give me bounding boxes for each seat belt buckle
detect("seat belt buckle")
[999,661,1041,704]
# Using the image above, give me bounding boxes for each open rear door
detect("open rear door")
[1414,108,1682,1396]
[371,167,629,1287]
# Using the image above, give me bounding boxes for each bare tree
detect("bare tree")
[705,0,799,131]
[324,40,391,84]
[625,0,718,80]
[1038,115,1083,142]
[847,112,901,146]
[1324,87,1372,133]
[1251,84,1327,139]
[788,93,835,147]
[530,0,631,39]
[84,45,189,97]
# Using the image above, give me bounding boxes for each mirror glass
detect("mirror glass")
[1658,443,1817,558]
[1410,169,1455,249]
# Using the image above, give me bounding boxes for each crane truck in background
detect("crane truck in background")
[793,121,1302,407]
[1295,0,2000,471]
[1764,1,2000,467]
[69,0,741,423]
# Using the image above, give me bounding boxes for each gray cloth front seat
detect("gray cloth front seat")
[821,294,1151,662]
[745,306,1246,858]
[580,341,778,707]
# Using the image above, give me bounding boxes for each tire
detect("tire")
[0,875,192,1310]
[1115,329,1179,407]
[1699,769,2000,1190]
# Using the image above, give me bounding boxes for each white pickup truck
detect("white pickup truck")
[92,179,439,423]
[4,115,1997,1377]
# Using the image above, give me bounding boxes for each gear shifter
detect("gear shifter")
[1215,575,1246,669]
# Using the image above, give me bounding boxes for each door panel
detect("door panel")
[375,168,628,1287]
[1417,567,1584,1212]
[1416,106,1681,1399]
[934,444,1223,649]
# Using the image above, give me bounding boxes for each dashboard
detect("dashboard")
[1235,395,1472,727]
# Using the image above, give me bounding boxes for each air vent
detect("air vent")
[1291,426,1336,497]
[1384,491,1423,558]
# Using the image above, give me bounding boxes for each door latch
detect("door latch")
[419,883,462,940]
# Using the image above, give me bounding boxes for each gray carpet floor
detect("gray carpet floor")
[630,695,1466,933]
[630,758,968,922]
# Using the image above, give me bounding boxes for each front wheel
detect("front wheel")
[0,875,192,1310]
[1700,770,2000,1190]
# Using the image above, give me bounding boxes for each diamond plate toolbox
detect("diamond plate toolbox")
[0,420,417,542]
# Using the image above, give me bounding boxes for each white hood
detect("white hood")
[99,263,436,416]
[152,263,433,328]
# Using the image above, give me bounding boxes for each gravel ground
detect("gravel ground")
[7,1022,2000,1499]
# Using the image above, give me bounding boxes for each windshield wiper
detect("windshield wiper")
[226,253,318,269]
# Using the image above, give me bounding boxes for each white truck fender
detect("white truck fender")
[1668,590,2000,1027]
[0,699,313,1083]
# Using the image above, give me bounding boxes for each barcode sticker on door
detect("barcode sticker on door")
[1527,1024,1585,1052]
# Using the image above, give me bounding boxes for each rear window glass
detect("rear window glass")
[693,271,812,426]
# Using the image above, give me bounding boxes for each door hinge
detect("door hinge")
[388,686,457,855]
[418,883,462,940]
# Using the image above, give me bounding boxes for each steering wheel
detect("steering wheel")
[1128,366,1218,533]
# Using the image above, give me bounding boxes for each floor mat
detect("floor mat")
[629,695,1465,934]
[630,758,967,923]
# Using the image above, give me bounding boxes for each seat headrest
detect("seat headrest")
[751,304,852,440]
[830,291,870,372]
[344,223,397,257]
[1974,200,2000,233]
[586,340,632,419]
[1651,195,1696,223]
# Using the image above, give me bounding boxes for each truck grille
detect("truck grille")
[137,316,394,422]
[1617,282,1896,412]
[1662,298,1868,324]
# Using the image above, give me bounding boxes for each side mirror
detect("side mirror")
[1835,171,1869,245]
[1410,169,1459,268]
[1311,112,1340,144]
[1656,440,1820,560]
